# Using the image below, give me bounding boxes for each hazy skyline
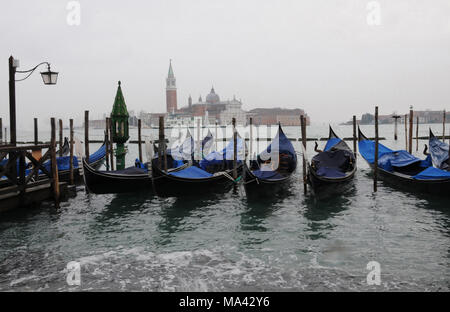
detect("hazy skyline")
[1,0,450,130]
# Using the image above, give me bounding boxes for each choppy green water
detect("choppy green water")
[0,124,449,291]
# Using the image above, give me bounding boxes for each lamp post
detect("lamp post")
[8,55,58,145]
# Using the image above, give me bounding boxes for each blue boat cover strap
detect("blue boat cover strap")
[168,166,213,178]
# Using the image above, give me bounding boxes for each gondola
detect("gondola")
[151,135,244,197]
[243,124,297,198]
[358,128,450,195]
[428,129,450,171]
[307,126,356,192]
[82,133,194,194]
[83,158,152,194]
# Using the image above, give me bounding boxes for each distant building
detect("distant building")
[357,110,450,125]
[247,108,310,126]
[158,60,309,126]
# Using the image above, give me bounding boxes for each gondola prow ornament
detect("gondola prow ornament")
[110,81,130,170]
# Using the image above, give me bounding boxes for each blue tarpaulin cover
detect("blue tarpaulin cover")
[360,136,450,180]
[43,156,79,172]
[252,170,285,180]
[377,150,421,171]
[89,145,106,164]
[429,134,449,169]
[324,138,341,152]
[316,166,346,178]
[358,140,393,164]
[168,166,213,178]
[412,167,450,180]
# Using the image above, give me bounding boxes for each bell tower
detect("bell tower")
[166,59,177,113]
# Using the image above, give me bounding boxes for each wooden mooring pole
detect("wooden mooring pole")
[69,119,74,185]
[50,118,60,207]
[84,111,90,163]
[374,107,379,193]
[59,119,63,157]
[108,118,114,171]
[34,118,38,145]
[232,118,237,180]
[352,115,357,158]
[300,115,307,195]
[443,110,446,141]
[404,114,408,151]
[197,119,201,161]
[249,117,253,161]
[105,117,110,170]
[416,116,419,152]
[215,121,218,152]
[138,119,142,162]
[408,108,413,154]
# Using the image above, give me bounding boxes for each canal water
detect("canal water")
[0,123,449,291]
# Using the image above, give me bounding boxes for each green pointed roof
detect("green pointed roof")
[111,81,129,117]
[168,59,174,78]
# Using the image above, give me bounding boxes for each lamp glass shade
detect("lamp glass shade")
[40,70,58,85]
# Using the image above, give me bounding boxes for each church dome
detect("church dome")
[206,87,220,104]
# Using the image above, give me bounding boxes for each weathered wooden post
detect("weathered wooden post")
[158,116,167,171]
[197,118,201,161]
[300,115,307,195]
[69,119,74,185]
[84,110,90,163]
[138,119,142,162]
[50,118,60,207]
[443,110,446,141]
[110,81,130,170]
[392,114,400,140]
[215,121,218,151]
[408,108,413,154]
[59,119,63,157]
[374,107,379,193]
[34,118,38,145]
[232,118,237,180]
[404,114,408,151]
[108,118,114,171]
[105,117,110,170]
[352,115,357,158]
[249,117,253,161]
[9,56,17,146]
[416,116,419,152]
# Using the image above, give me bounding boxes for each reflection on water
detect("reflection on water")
[1,125,449,291]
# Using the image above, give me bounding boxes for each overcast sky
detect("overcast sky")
[1,0,449,129]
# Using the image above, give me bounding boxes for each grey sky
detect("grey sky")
[1,0,449,130]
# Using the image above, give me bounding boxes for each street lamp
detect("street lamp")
[8,55,58,145]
